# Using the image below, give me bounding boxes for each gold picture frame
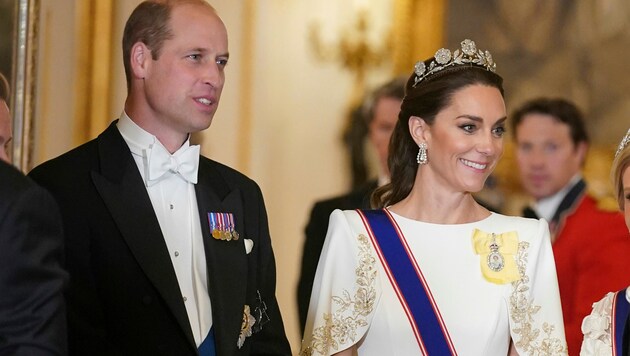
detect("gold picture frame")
[10,0,39,172]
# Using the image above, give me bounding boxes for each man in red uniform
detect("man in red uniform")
[513,97,630,355]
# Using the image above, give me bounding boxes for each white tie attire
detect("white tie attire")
[117,113,213,347]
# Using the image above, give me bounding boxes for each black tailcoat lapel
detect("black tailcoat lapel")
[29,121,291,355]
[92,124,249,354]
[90,124,196,348]
[195,160,248,355]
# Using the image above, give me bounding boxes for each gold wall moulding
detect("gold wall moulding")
[11,0,39,172]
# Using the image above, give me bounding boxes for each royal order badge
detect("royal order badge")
[237,305,256,349]
[487,234,505,272]
[472,229,520,284]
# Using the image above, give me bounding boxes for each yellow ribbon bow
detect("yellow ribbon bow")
[471,229,520,284]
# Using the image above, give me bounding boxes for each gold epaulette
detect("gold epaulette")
[596,196,620,212]
[586,183,620,213]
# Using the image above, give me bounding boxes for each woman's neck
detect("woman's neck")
[389,185,489,224]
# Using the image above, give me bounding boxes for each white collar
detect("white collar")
[116,111,192,156]
[532,174,582,222]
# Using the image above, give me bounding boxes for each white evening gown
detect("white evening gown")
[300,209,567,356]
[581,287,630,355]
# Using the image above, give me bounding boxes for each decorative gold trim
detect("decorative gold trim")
[11,0,39,172]
[237,304,256,348]
[510,241,568,355]
[301,234,377,355]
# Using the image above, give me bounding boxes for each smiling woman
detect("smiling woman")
[300,39,568,356]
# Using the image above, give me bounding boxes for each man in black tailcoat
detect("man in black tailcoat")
[29,1,290,355]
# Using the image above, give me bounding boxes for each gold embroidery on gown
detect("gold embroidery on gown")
[301,234,377,355]
[511,242,568,355]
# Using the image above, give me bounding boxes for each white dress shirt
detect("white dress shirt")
[117,113,212,346]
[532,174,582,222]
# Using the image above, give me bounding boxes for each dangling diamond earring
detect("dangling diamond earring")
[417,143,428,165]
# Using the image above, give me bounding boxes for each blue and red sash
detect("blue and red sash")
[358,209,457,355]
[612,289,630,356]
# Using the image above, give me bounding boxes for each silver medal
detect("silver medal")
[487,234,505,272]
[487,249,505,271]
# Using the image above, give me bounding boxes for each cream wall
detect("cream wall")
[243,3,390,351]
[33,0,394,352]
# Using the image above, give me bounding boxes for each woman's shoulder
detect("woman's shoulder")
[329,208,365,228]
[487,213,549,236]
[325,209,372,247]
[330,208,389,227]
[580,287,630,355]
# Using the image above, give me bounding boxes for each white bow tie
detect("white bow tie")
[145,142,200,186]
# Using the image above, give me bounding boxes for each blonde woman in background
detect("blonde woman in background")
[581,128,630,355]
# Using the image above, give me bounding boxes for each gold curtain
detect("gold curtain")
[392,0,445,76]
[73,0,114,146]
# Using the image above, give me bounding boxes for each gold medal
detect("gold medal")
[212,229,222,239]
[232,230,240,240]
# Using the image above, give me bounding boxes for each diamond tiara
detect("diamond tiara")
[413,39,496,87]
[615,127,630,158]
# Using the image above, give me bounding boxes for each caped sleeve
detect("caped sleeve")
[580,288,630,355]
[509,218,568,355]
[300,209,381,356]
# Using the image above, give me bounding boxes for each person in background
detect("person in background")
[0,71,68,355]
[301,39,566,355]
[580,127,630,355]
[28,1,290,355]
[512,98,630,355]
[296,77,405,335]
[0,72,12,162]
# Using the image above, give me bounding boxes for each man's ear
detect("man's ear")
[409,115,430,145]
[575,141,589,167]
[129,42,151,80]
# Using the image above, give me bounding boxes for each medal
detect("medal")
[487,233,505,272]
[212,229,222,239]
[227,213,239,240]
[209,213,224,240]
[207,212,240,241]
[209,213,227,240]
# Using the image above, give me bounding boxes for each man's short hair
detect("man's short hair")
[122,0,214,90]
[511,97,589,146]
[362,77,406,124]
[122,1,173,90]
